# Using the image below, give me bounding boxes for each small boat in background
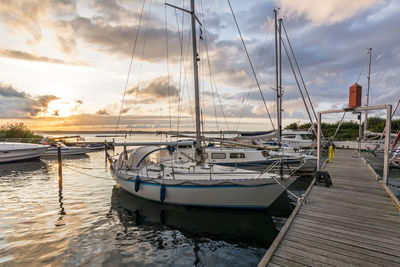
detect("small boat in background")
[0,142,49,163]
[43,142,90,156]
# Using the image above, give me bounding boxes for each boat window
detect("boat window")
[211,152,226,159]
[230,153,245,159]
[301,134,311,140]
[262,151,269,157]
[284,135,296,139]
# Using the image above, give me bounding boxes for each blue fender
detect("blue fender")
[134,175,141,192]
[160,184,166,202]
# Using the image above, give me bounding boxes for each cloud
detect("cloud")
[96,108,109,115]
[0,0,78,54]
[125,76,179,105]
[0,82,58,118]
[277,0,385,25]
[0,48,77,65]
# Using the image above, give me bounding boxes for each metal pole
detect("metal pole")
[278,18,283,144]
[274,9,280,143]
[317,112,321,171]
[364,48,372,140]
[57,146,62,178]
[190,0,202,162]
[383,105,392,185]
[358,113,362,153]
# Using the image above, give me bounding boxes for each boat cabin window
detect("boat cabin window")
[211,152,226,159]
[262,150,269,157]
[284,135,296,139]
[300,134,311,140]
[230,153,245,159]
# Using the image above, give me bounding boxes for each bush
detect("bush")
[0,123,43,139]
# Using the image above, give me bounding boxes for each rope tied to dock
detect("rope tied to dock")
[62,164,112,181]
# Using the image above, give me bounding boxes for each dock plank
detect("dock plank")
[260,149,400,266]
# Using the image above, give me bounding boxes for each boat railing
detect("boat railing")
[0,138,43,144]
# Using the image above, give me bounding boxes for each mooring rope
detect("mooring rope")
[63,164,112,181]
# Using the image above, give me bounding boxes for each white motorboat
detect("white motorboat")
[0,142,49,163]
[282,130,315,149]
[112,146,295,209]
[43,142,90,156]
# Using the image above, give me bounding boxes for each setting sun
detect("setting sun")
[43,99,79,117]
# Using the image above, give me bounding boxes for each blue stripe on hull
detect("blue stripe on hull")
[126,179,275,189]
[216,160,302,168]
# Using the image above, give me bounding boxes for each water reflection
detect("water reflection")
[0,159,47,176]
[110,185,279,248]
[56,173,66,227]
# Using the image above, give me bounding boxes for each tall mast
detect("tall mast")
[190,0,202,161]
[274,9,282,143]
[364,48,372,141]
[278,18,283,143]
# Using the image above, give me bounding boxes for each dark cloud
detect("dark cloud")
[0,83,58,118]
[96,108,109,115]
[125,76,179,105]
[0,84,27,98]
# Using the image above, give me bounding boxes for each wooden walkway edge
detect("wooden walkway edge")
[259,149,400,267]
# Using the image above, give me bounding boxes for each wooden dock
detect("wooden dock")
[259,149,400,267]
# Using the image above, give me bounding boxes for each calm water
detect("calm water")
[1,135,398,266]
[0,134,313,266]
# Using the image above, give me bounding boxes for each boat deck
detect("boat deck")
[259,149,400,266]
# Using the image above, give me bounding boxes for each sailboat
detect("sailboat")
[111,0,296,209]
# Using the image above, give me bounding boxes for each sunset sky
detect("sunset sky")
[0,0,399,132]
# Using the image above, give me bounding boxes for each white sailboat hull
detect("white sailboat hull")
[0,143,49,163]
[113,171,295,209]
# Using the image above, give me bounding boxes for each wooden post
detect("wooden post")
[317,112,321,171]
[383,104,392,185]
[57,146,62,178]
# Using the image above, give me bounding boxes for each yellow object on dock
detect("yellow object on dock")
[328,145,334,162]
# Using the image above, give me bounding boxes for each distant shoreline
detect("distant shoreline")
[35,130,242,135]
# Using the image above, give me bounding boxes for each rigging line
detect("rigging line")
[332,111,347,140]
[133,0,153,119]
[183,27,196,129]
[175,5,196,133]
[281,37,317,136]
[165,0,172,135]
[227,0,275,130]
[115,0,147,134]
[198,0,218,131]
[199,0,229,131]
[282,21,318,123]
[236,20,274,131]
[356,50,368,83]
[175,4,184,135]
